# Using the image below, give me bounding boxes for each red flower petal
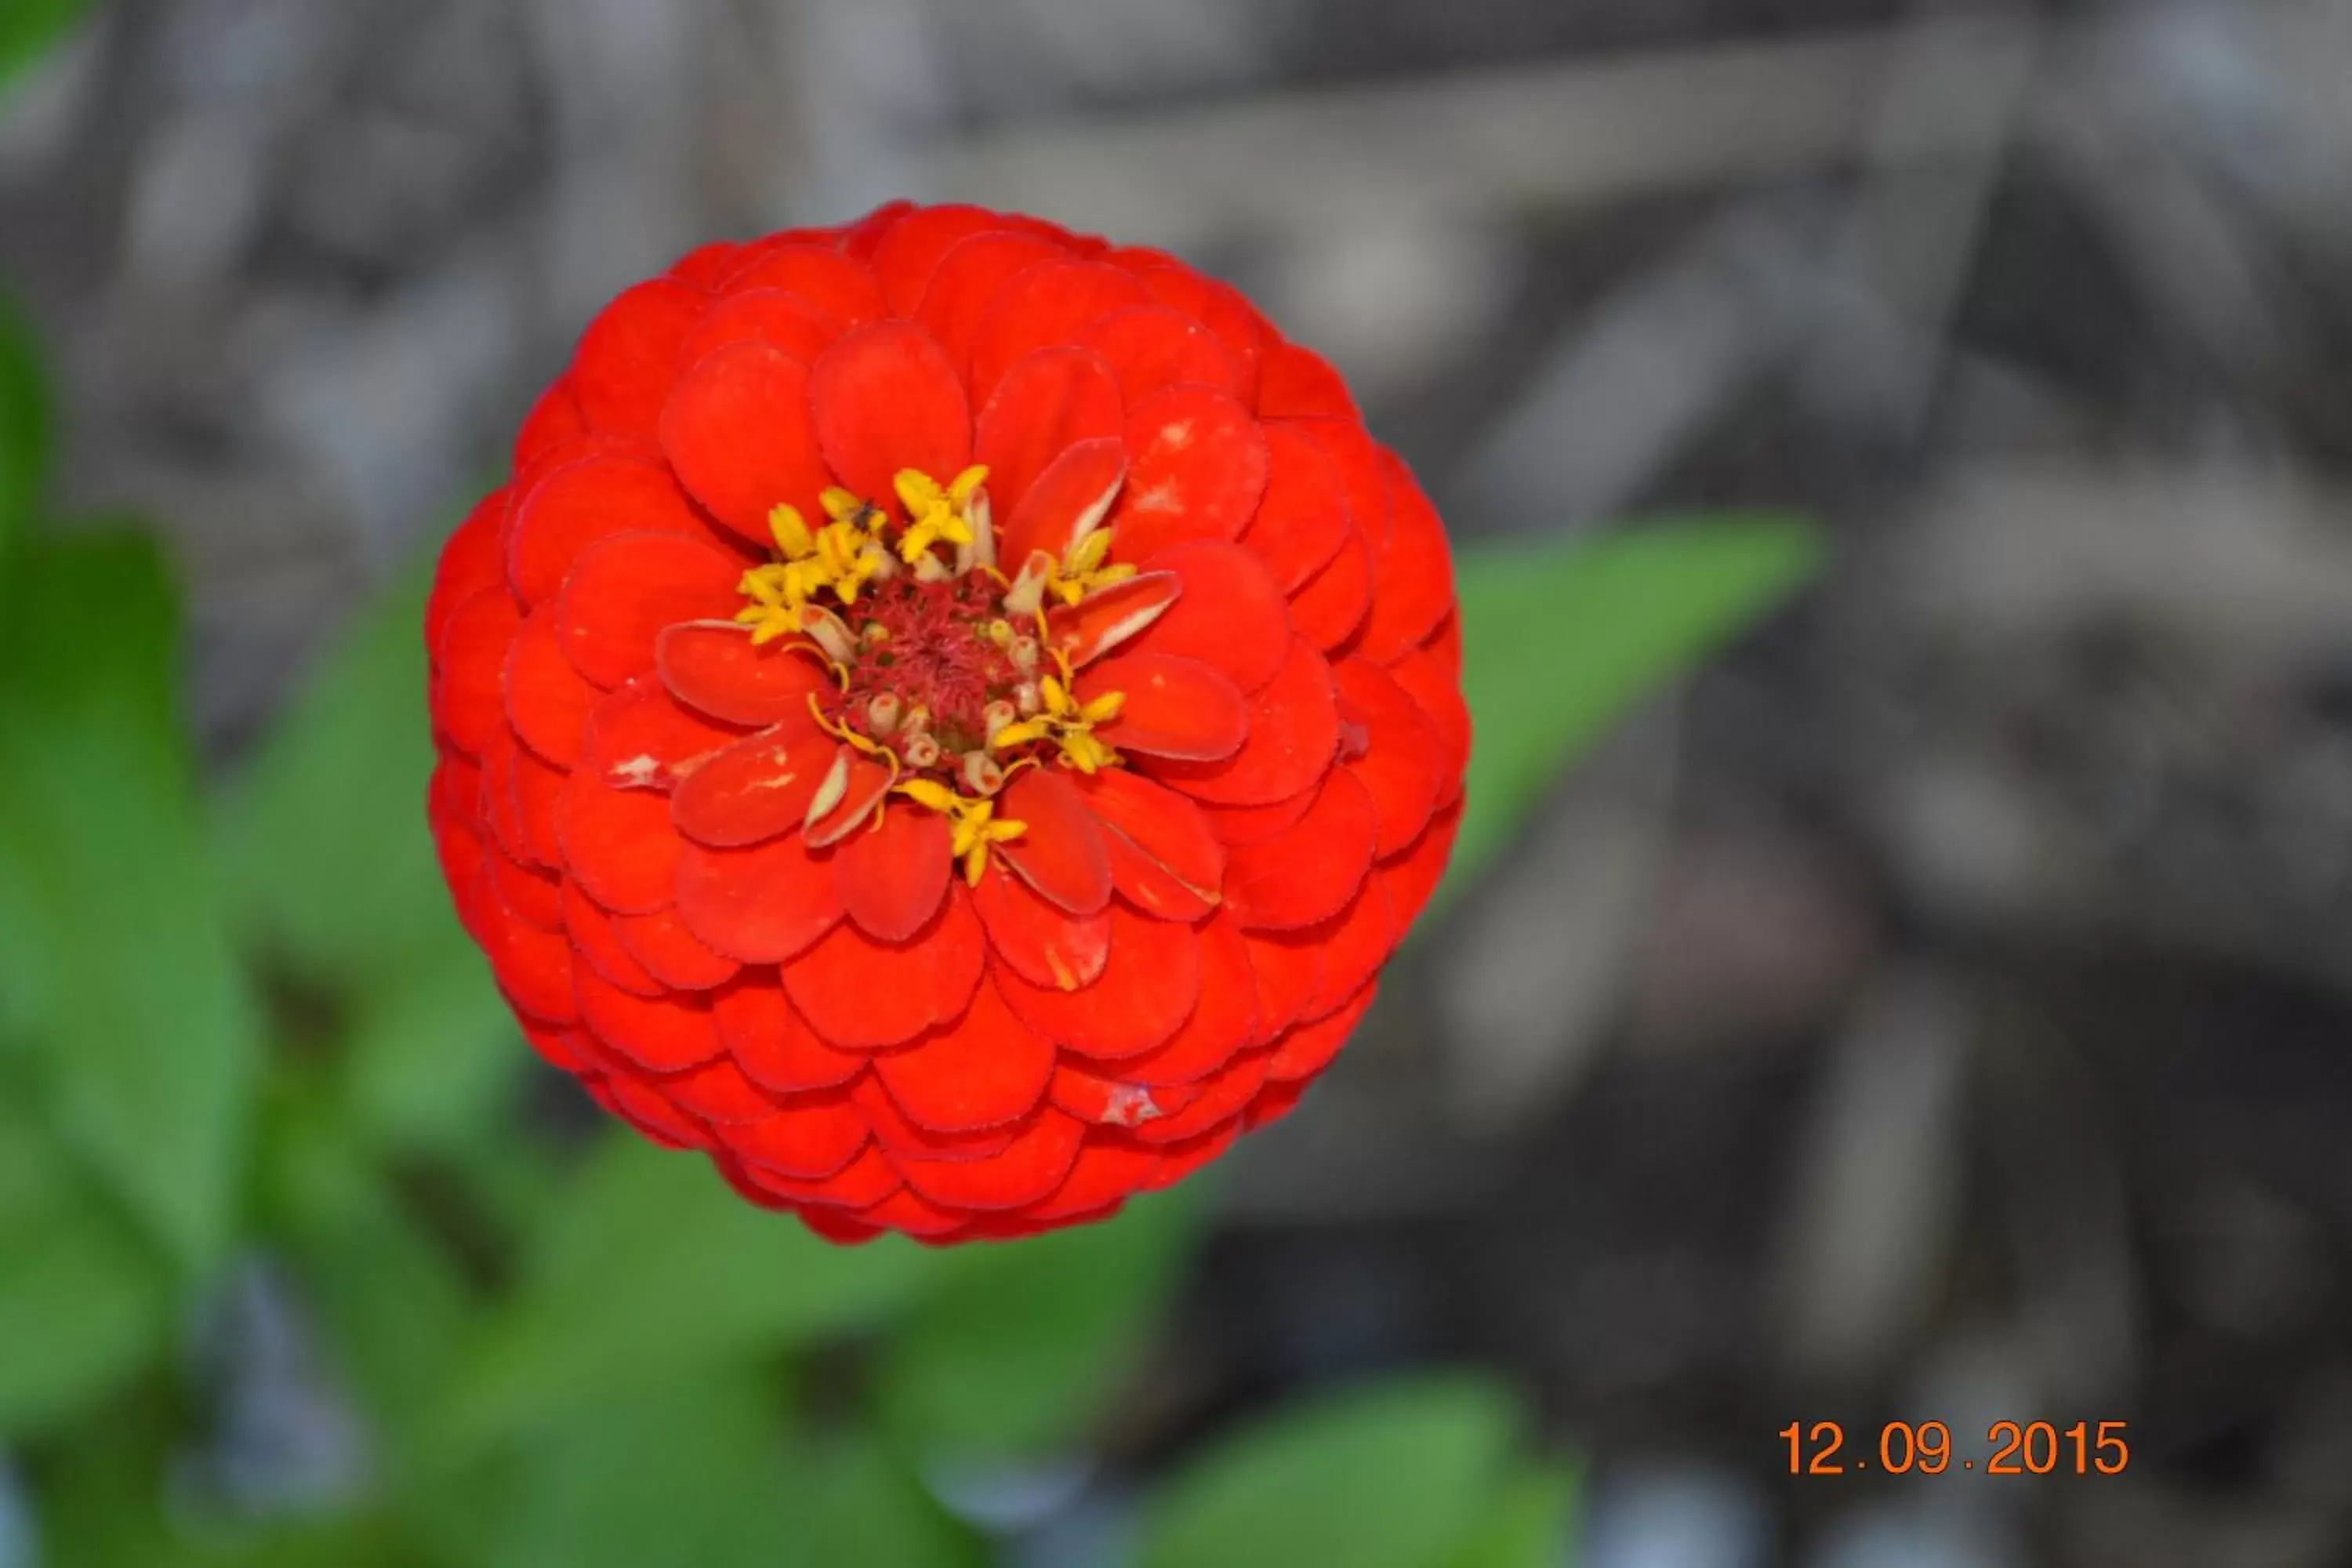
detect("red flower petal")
[504,604,600,767]
[1107,386,1270,562]
[575,966,724,1072]
[852,1075,1018,1163]
[597,1077,706,1149]
[718,1088,869,1180]
[1000,435,1127,570]
[657,622,834,728]
[1377,797,1461,933]
[1255,339,1359,420]
[1293,875,1397,1020]
[554,772,684,915]
[1074,768,1225,896]
[511,745,570,869]
[912,231,1065,369]
[795,1208,884,1244]
[1267,980,1377,1082]
[1139,1118,1240,1190]
[572,278,706,437]
[993,768,1112,915]
[1099,830,1214,922]
[574,677,739,799]
[477,875,578,1022]
[971,862,1112,992]
[1050,1065,1200,1129]
[564,881,664,997]
[1042,568,1179,670]
[1246,1078,1305,1131]
[966,260,1149,405]
[1334,658,1443,855]
[666,241,742,289]
[840,201,913,263]
[1288,416,1391,551]
[713,975,865,1091]
[837,804,951,942]
[1385,644,1471,788]
[802,748,895,849]
[855,1186,968,1236]
[675,288,843,368]
[521,1018,593,1073]
[975,347,1124,523]
[810,321,973,512]
[1083,651,1249,762]
[874,977,1054,1133]
[477,728,540,869]
[578,674,747,793]
[1126,1048,1269,1146]
[487,842,564,929]
[997,903,1200,1060]
[892,1105,1086,1213]
[1238,423,1351,591]
[725,1143,900,1209]
[1025,1136,1159,1222]
[433,587,521,757]
[1118,910,1261,1085]
[1144,637,1338,806]
[555,531,746,690]
[669,725,833,848]
[613,907,742,990]
[513,382,586,471]
[659,341,830,544]
[1223,769,1375,931]
[509,456,718,605]
[1196,784,1319,848]
[1356,452,1454,662]
[1077,304,1243,403]
[872,204,1006,315]
[659,1055,784,1125]
[1129,539,1290,693]
[1287,523,1372,652]
[782,885,985,1049]
[718,243,886,324]
[1123,262,1267,402]
[425,492,508,658]
[1241,925,1321,1040]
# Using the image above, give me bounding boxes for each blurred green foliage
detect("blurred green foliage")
[0,111,1819,1553]
[0,0,89,97]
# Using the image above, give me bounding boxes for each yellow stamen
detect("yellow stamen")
[894,774,1027,884]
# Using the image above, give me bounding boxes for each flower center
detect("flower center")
[731,463,1133,883]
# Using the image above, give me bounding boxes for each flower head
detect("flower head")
[423,201,1468,1243]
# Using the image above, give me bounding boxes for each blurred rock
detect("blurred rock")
[1581,1465,1771,1568]
[1769,972,1972,1388]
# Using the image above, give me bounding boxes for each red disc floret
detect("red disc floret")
[425,201,1470,1243]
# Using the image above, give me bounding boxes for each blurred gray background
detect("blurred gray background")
[8,1,2352,1563]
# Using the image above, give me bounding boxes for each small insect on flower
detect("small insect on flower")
[423,201,1468,1243]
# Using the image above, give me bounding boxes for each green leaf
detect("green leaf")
[214,561,457,991]
[0,0,86,99]
[0,1102,169,1438]
[770,1430,984,1568]
[1445,516,1824,899]
[1447,1459,1584,1568]
[877,1186,1204,1458]
[432,1135,942,1454]
[0,295,47,558]
[259,1095,479,1441]
[490,1378,795,1568]
[0,532,260,1269]
[1142,1374,1524,1568]
[338,948,521,1156]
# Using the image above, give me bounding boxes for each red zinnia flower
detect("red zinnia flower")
[424,201,1468,1243]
